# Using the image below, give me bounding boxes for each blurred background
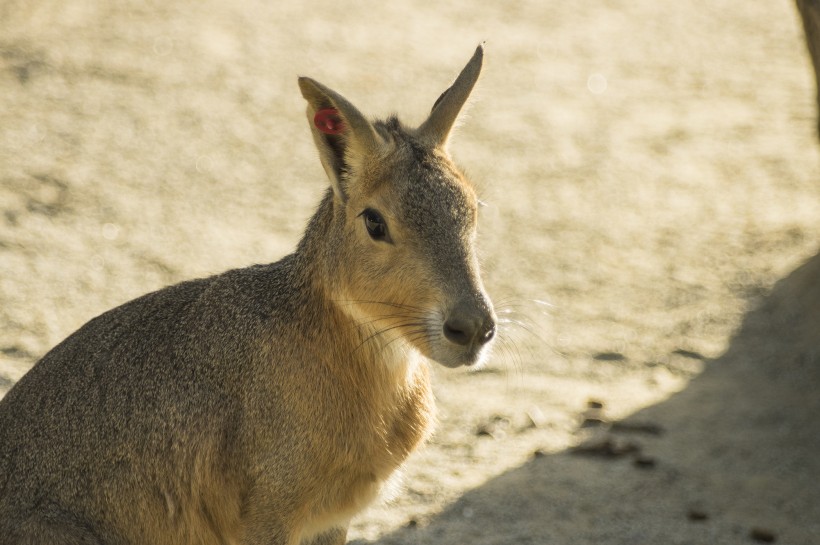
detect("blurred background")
[1,1,819,543]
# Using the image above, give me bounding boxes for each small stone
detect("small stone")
[533,448,546,458]
[491,414,511,426]
[580,416,607,428]
[475,415,511,438]
[750,528,776,543]
[587,399,604,409]
[406,518,418,528]
[672,348,705,360]
[526,406,548,428]
[475,424,493,437]
[593,351,625,361]
[475,424,506,439]
[687,509,709,522]
[633,455,657,469]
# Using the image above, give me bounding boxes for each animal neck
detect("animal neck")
[290,188,423,379]
[292,188,338,297]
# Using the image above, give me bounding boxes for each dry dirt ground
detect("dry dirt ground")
[2,1,820,543]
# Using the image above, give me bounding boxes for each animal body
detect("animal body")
[0,45,495,545]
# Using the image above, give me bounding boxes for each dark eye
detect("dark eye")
[361,208,388,241]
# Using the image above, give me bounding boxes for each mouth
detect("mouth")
[425,329,495,369]
[439,352,487,368]
[413,305,496,368]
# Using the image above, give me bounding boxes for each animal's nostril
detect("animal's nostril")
[443,319,472,346]
[479,322,496,345]
[443,315,495,347]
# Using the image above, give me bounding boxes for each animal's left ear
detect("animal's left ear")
[416,43,484,149]
[299,77,383,202]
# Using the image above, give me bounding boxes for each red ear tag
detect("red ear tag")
[314,108,344,135]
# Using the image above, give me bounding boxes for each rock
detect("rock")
[686,508,709,522]
[750,528,777,543]
[593,352,626,361]
[633,455,657,469]
[475,415,511,439]
[525,406,548,429]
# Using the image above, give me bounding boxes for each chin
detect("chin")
[427,342,493,369]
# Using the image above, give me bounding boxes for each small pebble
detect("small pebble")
[526,406,548,428]
[581,416,608,428]
[475,415,511,439]
[672,348,705,360]
[593,351,625,361]
[406,518,418,529]
[750,528,776,543]
[475,424,493,437]
[533,448,546,458]
[587,399,604,409]
[687,509,709,522]
[633,455,657,469]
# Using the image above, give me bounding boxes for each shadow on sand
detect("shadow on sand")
[360,250,820,545]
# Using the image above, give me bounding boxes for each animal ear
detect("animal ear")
[298,77,382,202]
[417,43,484,149]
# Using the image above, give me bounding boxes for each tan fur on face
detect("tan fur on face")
[329,120,489,368]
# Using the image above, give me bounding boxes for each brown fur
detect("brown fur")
[0,46,494,545]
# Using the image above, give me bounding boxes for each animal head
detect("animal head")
[298,45,495,368]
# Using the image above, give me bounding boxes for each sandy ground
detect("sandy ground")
[2,0,820,543]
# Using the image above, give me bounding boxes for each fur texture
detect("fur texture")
[0,45,494,545]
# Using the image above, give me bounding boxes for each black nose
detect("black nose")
[443,307,496,347]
